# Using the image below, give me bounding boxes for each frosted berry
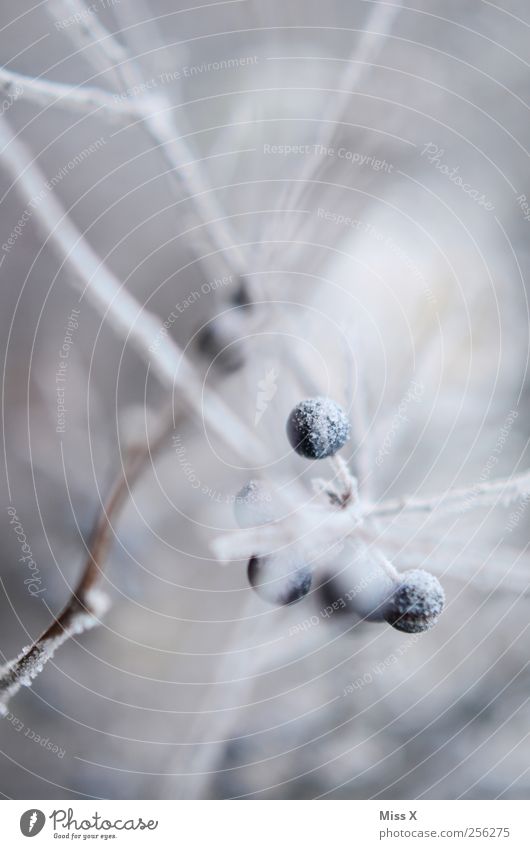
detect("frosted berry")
[287,397,351,459]
[384,569,445,633]
[234,479,274,529]
[248,553,312,606]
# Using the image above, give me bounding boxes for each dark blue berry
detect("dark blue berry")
[248,554,312,606]
[230,278,252,309]
[197,314,245,372]
[287,397,351,459]
[384,569,445,633]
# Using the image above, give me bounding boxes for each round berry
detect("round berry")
[248,553,312,606]
[197,314,245,372]
[384,569,445,633]
[234,479,274,529]
[318,544,397,623]
[286,397,351,459]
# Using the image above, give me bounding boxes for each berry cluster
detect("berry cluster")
[318,563,445,634]
[233,397,445,634]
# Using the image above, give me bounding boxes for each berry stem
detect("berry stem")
[327,455,358,508]
[373,550,401,582]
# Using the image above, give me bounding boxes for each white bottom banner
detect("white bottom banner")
[0,800,527,847]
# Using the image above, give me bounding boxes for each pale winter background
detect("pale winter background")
[0,0,528,800]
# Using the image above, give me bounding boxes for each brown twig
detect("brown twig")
[0,414,172,715]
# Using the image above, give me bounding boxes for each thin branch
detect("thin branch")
[369,520,530,592]
[383,535,530,595]
[260,3,402,490]
[47,0,248,280]
[50,0,131,91]
[286,0,402,213]
[340,328,374,494]
[0,65,145,120]
[0,8,265,710]
[211,503,360,564]
[0,95,266,711]
[0,421,169,715]
[0,116,264,463]
[367,471,530,519]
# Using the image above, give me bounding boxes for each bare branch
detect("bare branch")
[0,116,264,461]
[0,427,169,715]
[367,471,530,520]
[287,0,403,212]
[47,0,248,280]
[213,468,530,581]
[389,538,530,596]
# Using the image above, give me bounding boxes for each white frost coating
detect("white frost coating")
[0,591,109,716]
[212,503,361,563]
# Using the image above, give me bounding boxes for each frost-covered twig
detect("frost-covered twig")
[47,0,247,280]
[328,454,358,507]
[49,0,131,91]
[0,434,165,715]
[367,470,530,519]
[0,593,106,717]
[0,65,145,120]
[0,116,264,462]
